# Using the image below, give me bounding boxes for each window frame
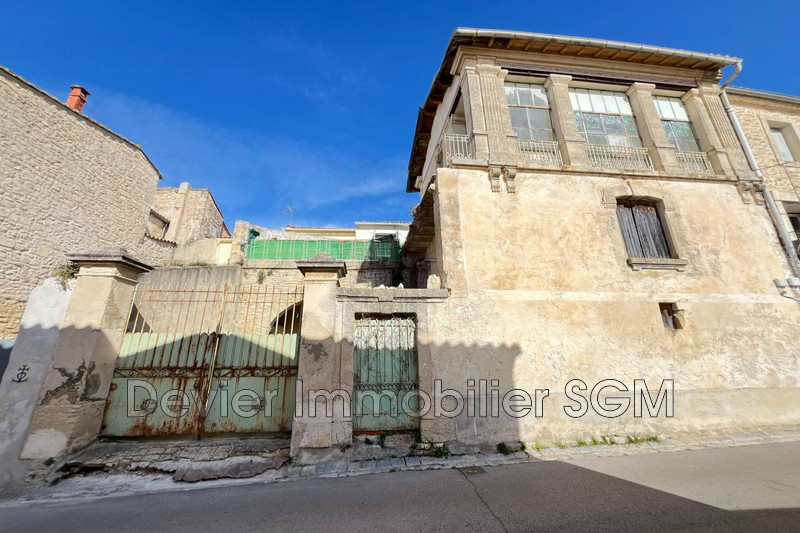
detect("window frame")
[569,88,644,148]
[614,196,687,272]
[654,96,702,153]
[769,125,797,163]
[504,81,556,141]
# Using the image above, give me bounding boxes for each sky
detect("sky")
[3,0,799,229]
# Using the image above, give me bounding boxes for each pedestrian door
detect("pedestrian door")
[352,316,419,433]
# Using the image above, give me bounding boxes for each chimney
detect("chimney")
[66,86,90,112]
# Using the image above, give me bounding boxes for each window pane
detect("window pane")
[588,133,608,145]
[569,90,579,111]
[517,86,534,106]
[616,204,644,258]
[627,135,643,148]
[654,96,672,120]
[602,115,624,134]
[509,107,529,129]
[574,112,585,132]
[515,127,532,140]
[528,108,552,131]
[576,89,593,112]
[584,113,604,133]
[532,128,554,141]
[616,93,633,115]
[531,85,549,106]
[589,90,607,113]
[504,84,518,105]
[602,92,620,114]
[607,135,629,147]
[671,99,689,121]
[771,128,795,162]
[671,121,693,140]
[622,116,639,135]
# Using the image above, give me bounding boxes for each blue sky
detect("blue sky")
[3,1,799,228]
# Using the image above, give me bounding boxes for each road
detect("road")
[2,441,799,532]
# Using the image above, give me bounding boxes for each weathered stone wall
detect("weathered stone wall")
[417,167,800,444]
[0,67,162,339]
[154,184,229,246]
[729,92,800,210]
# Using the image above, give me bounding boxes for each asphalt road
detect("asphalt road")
[2,442,799,532]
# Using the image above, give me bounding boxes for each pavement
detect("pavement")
[1,440,799,532]
[2,426,800,507]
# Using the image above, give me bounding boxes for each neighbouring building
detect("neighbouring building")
[0,65,230,481]
[0,64,230,346]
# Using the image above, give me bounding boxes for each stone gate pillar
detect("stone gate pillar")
[21,251,151,460]
[290,255,347,458]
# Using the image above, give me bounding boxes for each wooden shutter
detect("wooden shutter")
[631,204,671,258]
[616,203,644,257]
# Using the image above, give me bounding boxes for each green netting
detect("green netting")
[247,239,401,261]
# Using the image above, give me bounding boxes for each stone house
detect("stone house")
[0,65,229,348]
[384,28,800,448]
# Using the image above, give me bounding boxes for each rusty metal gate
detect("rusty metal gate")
[353,316,419,433]
[102,284,302,437]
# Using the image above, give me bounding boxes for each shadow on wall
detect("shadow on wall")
[0,340,13,382]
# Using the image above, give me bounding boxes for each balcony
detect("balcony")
[441,133,473,163]
[675,150,713,174]
[517,139,563,166]
[586,144,654,171]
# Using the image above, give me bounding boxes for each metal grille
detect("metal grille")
[676,150,713,174]
[442,133,474,162]
[586,144,654,171]
[353,316,419,433]
[518,139,563,166]
[103,284,303,437]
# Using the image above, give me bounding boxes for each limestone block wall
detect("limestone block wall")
[729,92,800,205]
[0,67,162,339]
[154,184,229,246]
[418,167,800,444]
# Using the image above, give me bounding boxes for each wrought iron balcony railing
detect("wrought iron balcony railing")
[586,144,654,171]
[442,133,473,163]
[517,139,563,166]
[675,150,714,174]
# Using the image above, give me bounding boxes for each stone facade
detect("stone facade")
[153,182,230,246]
[390,30,800,446]
[0,66,231,341]
[728,89,800,246]
[0,66,162,340]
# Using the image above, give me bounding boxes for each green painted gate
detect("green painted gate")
[352,316,419,433]
[102,285,302,437]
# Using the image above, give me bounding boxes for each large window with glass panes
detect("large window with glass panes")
[569,88,643,147]
[505,82,555,141]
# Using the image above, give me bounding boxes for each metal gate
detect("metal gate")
[353,316,419,433]
[102,284,302,437]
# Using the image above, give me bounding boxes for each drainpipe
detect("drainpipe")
[718,62,800,276]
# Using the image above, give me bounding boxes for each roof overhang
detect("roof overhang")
[406,28,742,192]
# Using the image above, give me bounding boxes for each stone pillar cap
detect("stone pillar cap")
[296,253,347,278]
[66,249,153,273]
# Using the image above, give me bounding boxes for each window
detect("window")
[505,82,554,141]
[654,96,701,152]
[569,88,642,147]
[616,199,671,259]
[770,127,795,162]
[659,303,683,330]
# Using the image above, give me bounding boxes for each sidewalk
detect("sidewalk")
[2,426,800,506]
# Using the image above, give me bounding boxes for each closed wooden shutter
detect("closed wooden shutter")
[617,201,671,259]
